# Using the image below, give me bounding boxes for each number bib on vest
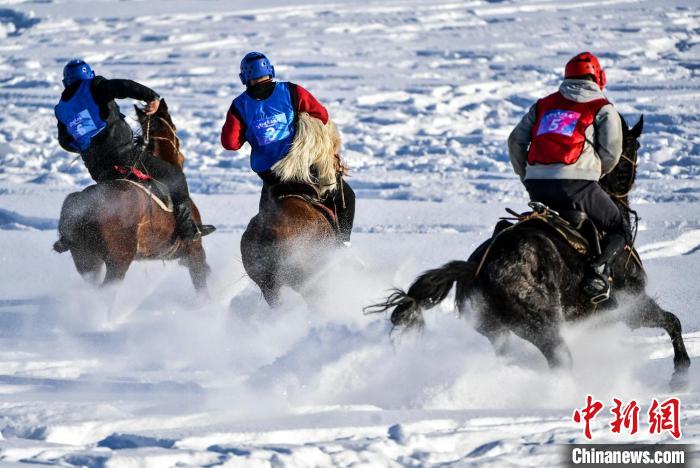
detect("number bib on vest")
[536,110,582,137]
[252,112,291,146]
[67,109,100,138]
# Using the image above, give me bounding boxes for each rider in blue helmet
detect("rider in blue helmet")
[54,59,205,242]
[62,59,95,87]
[221,52,356,245]
[239,52,275,86]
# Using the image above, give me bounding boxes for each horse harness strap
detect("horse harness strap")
[119,179,174,213]
[624,245,645,273]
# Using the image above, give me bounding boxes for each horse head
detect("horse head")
[134,98,184,169]
[599,114,643,202]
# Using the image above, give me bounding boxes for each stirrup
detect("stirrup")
[584,272,611,304]
[590,287,611,305]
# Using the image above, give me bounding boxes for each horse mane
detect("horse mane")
[272,112,343,196]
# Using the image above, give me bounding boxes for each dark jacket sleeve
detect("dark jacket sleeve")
[91,76,160,105]
[57,121,79,153]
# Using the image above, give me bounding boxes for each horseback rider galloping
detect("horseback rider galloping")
[54,59,205,243]
[220,52,355,245]
[508,52,632,302]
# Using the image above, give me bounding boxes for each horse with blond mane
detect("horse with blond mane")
[241,112,350,306]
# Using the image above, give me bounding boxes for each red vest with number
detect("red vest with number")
[527,91,609,165]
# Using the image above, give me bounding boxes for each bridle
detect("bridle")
[142,114,184,165]
[602,131,641,250]
[604,135,639,200]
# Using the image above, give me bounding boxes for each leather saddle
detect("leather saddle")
[268,182,339,233]
[506,201,601,257]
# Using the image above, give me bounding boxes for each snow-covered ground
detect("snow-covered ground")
[0,0,699,466]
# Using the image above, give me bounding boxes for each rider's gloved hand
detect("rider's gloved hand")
[144,98,160,115]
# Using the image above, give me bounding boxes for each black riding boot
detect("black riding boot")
[174,202,205,243]
[582,231,626,303]
[322,178,355,245]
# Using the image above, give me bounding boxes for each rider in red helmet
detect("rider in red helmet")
[508,52,630,303]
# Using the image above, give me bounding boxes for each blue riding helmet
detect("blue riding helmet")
[62,59,95,87]
[239,52,275,86]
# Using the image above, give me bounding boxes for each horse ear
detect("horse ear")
[159,98,168,112]
[619,113,629,133]
[631,115,644,139]
[134,104,144,118]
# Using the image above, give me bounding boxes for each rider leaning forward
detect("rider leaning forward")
[220,52,355,245]
[508,52,632,301]
[54,59,204,243]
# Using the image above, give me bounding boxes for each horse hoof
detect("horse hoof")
[670,369,689,392]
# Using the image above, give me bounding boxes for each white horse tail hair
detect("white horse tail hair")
[272,112,343,196]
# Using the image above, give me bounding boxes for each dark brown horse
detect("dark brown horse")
[368,116,691,389]
[241,113,342,306]
[54,99,210,292]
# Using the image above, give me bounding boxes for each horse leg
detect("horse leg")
[70,247,104,285]
[101,233,137,287]
[624,295,690,389]
[102,257,133,286]
[531,330,573,370]
[260,284,280,309]
[474,307,511,356]
[182,240,210,293]
[511,319,572,370]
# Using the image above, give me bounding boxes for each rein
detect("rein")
[149,115,183,163]
[601,136,642,272]
[138,114,183,166]
[605,139,639,200]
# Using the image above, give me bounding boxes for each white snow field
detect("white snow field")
[0,0,699,466]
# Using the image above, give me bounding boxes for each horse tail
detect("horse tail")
[272,112,342,196]
[364,260,478,330]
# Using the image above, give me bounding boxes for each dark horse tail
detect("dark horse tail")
[365,261,478,330]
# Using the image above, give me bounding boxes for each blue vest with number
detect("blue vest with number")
[232,81,296,173]
[55,79,107,152]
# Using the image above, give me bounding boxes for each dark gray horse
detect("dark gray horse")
[367,116,690,389]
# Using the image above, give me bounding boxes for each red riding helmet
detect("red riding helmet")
[564,52,607,89]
